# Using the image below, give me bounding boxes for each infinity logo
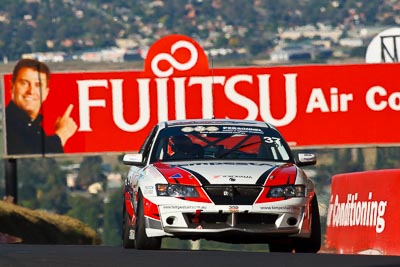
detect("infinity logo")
[151,40,198,77]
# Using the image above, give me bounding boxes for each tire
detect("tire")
[294,195,321,253]
[135,194,162,250]
[122,207,135,249]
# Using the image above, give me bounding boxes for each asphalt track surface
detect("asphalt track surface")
[1,245,400,267]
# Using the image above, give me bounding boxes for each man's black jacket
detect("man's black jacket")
[5,101,63,155]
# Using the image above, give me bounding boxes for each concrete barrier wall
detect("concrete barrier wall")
[325,169,400,255]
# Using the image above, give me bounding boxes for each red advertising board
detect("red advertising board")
[325,170,400,255]
[3,34,400,157]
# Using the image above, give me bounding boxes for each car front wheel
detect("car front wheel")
[294,195,321,253]
[135,193,162,250]
[122,206,135,249]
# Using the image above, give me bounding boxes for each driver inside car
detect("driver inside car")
[167,135,203,160]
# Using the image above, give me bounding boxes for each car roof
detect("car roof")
[157,119,275,130]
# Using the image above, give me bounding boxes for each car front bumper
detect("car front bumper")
[144,198,312,240]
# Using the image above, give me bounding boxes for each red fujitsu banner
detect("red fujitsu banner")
[3,34,400,156]
[325,170,400,255]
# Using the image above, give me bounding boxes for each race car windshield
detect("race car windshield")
[151,124,293,163]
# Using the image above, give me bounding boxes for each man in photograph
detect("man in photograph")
[5,58,77,155]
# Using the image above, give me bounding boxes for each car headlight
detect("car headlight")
[267,185,305,198]
[156,184,199,198]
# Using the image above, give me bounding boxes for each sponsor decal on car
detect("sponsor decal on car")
[213,175,253,179]
[143,185,155,194]
[160,205,208,210]
[229,206,239,212]
[180,162,274,167]
[169,173,183,179]
[222,126,264,134]
[260,205,302,212]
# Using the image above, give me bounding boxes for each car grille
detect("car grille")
[184,212,279,228]
[203,185,263,205]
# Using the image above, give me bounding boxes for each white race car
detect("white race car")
[122,119,320,252]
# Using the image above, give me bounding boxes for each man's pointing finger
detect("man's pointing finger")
[62,104,74,118]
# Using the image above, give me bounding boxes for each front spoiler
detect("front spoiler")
[145,210,311,240]
[142,196,313,240]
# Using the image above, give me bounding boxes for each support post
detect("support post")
[4,158,17,204]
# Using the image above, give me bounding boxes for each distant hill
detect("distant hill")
[0,1,397,60]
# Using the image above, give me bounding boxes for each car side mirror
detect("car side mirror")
[123,153,144,166]
[296,153,316,167]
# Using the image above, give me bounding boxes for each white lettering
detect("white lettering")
[225,75,258,120]
[258,74,297,126]
[366,86,387,111]
[327,192,387,234]
[306,88,329,113]
[388,92,400,111]
[189,76,225,119]
[330,87,353,112]
[76,73,302,132]
[306,87,353,113]
[156,78,168,121]
[173,77,187,120]
[113,78,151,132]
[77,80,108,131]
[366,86,400,111]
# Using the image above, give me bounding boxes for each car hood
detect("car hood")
[152,161,298,186]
